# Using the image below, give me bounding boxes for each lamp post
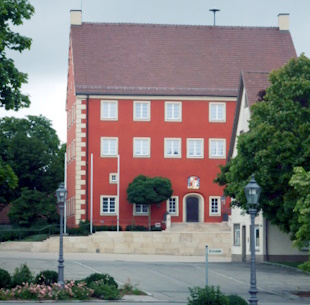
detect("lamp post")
[244,175,261,305]
[56,182,67,288]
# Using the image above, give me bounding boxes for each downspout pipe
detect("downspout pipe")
[85,95,89,222]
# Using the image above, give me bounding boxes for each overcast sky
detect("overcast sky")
[1,0,309,143]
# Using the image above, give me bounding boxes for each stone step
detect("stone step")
[169,222,231,232]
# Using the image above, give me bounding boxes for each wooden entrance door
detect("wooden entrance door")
[186,197,199,222]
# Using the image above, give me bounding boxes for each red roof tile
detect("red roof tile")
[70,23,296,97]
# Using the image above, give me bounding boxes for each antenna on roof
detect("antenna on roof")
[209,8,220,26]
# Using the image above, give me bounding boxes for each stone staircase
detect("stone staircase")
[0,223,232,259]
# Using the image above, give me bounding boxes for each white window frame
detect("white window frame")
[100,196,117,215]
[165,101,182,122]
[209,139,226,159]
[133,101,150,121]
[209,102,226,122]
[101,100,118,120]
[101,137,118,157]
[187,138,204,159]
[109,173,118,184]
[233,224,241,246]
[164,138,181,158]
[166,196,179,216]
[209,196,221,216]
[133,137,150,158]
[133,203,149,216]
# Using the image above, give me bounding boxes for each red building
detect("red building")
[66,11,296,228]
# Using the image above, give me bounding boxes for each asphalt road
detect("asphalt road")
[0,252,309,305]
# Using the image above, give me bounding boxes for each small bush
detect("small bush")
[88,280,121,300]
[188,286,229,305]
[120,281,146,296]
[0,269,11,288]
[125,225,148,231]
[298,259,310,272]
[35,270,58,286]
[228,294,248,305]
[83,273,118,289]
[11,263,34,287]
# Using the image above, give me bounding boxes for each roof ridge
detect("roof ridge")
[80,21,278,30]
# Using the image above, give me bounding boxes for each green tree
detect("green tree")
[0,0,35,193]
[0,116,65,222]
[127,175,173,230]
[8,187,58,227]
[215,54,310,239]
[0,0,34,110]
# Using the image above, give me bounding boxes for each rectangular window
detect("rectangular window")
[101,100,118,120]
[165,102,182,122]
[234,224,241,246]
[134,101,150,121]
[101,137,118,157]
[100,196,117,215]
[209,139,226,159]
[209,103,225,122]
[209,197,221,216]
[167,196,179,216]
[133,138,150,157]
[165,138,181,158]
[255,225,260,250]
[109,173,118,184]
[134,203,149,215]
[187,139,204,158]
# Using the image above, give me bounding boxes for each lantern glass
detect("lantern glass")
[56,182,67,203]
[244,175,261,206]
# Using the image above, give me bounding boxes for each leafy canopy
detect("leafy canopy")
[0,116,65,225]
[0,0,34,110]
[215,54,310,237]
[127,175,173,205]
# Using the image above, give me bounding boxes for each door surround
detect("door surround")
[183,193,204,223]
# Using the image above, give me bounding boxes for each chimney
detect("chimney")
[70,10,82,26]
[278,13,289,31]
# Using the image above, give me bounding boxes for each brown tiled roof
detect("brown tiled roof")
[227,71,270,160]
[243,71,270,107]
[70,23,296,97]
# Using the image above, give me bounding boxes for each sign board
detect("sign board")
[187,176,200,189]
[208,248,223,255]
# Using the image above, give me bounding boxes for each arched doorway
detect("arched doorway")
[186,197,199,222]
[183,194,204,223]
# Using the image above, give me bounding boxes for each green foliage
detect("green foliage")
[0,269,11,289]
[88,280,121,300]
[298,259,310,272]
[215,55,310,237]
[289,167,310,249]
[0,0,34,111]
[228,294,248,305]
[35,270,58,286]
[188,286,229,305]
[8,188,58,227]
[11,263,33,287]
[83,273,118,289]
[127,175,173,205]
[126,225,148,231]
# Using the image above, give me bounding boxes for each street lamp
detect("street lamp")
[56,182,67,288]
[244,174,261,305]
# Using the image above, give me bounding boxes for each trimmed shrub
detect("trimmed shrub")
[35,270,58,286]
[88,280,121,300]
[11,263,34,287]
[0,268,11,288]
[83,273,118,289]
[188,286,229,305]
[125,225,148,231]
[228,294,248,305]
